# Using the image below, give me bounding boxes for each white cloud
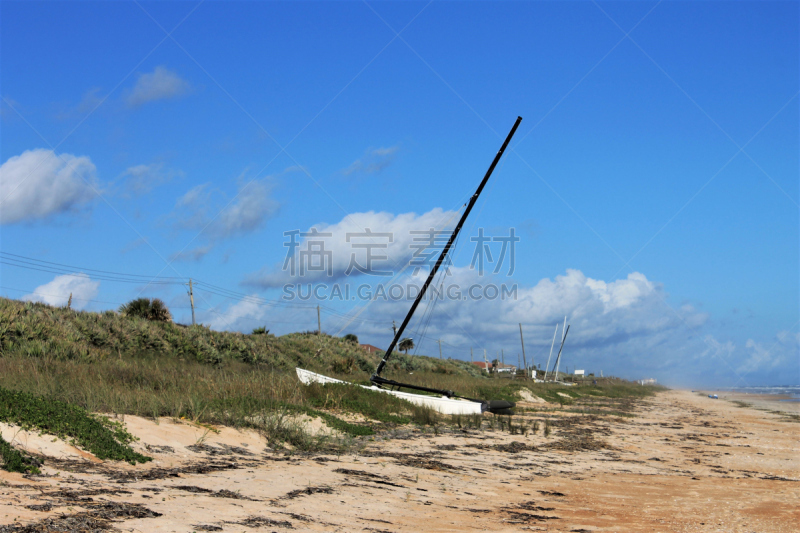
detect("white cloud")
[0,149,97,224]
[340,267,705,352]
[205,296,266,331]
[174,179,279,239]
[738,331,800,375]
[246,207,460,288]
[23,273,99,310]
[342,145,399,176]
[118,162,180,197]
[126,66,189,107]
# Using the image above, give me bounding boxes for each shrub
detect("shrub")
[343,333,358,344]
[252,326,269,335]
[119,298,172,322]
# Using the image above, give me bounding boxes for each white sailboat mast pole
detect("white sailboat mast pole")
[544,323,558,381]
[554,316,566,380]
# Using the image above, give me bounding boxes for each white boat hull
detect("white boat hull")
[295,368,483,416]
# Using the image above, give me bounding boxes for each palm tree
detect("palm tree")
[119,297,150,319]
[148,298,172,322]
[398,338,414,354]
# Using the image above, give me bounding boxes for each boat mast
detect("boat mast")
[549,324,570,381]
[372,116,522,385]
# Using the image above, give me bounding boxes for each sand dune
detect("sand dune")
[1,390,797,532]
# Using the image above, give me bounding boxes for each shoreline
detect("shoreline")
[696,389,800,416]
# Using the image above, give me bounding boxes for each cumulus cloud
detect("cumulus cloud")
[0,149,97,224]
[337,267,705,352]
[173,178,279,239]
[117,162,180,197]
[246,207,460,288]
[738,331,800,375]
[342,145,399,176]
[205,296,266,331]
[23,273,99,310]
[126,66,189,107]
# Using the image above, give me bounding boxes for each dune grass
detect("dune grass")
[0,297,663,468]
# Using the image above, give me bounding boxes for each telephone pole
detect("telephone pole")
[470,347,473,363]
[501,349,505,366]
[188,279,196,326]
[519,323,528,379]
[392,320,397,336]
[438,339,442,359]
[317,305,321,334]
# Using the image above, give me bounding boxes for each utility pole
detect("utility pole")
[470,347,473,363]
[317,305,321,335]
[392,320,397,337]
[501,349,505,366]
[519,323,528,379]
[438,339,442,359]
[188,279,196,326]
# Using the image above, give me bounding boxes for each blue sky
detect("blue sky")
[1,1,797,387]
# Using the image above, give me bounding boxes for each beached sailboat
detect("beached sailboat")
[297,117,523,415]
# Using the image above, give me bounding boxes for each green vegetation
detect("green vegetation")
[0,434,40,474]
[0,386,150,465]
[118,297,172,322]
[0,296,664,469]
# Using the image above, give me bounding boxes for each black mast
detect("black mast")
[371,116,522,392]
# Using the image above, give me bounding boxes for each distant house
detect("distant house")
[360,344,384,354]
[471,361,516,373]
[495,363,517,374]
[472,361,491,372]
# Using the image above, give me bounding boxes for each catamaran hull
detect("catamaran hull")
[295,368,483,416]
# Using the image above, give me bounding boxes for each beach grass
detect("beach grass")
[0,296,663,465]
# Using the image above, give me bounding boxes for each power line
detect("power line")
[0,252,184,280]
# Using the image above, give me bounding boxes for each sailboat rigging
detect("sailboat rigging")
[297,116,523,415]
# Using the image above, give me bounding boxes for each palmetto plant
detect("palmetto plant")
[119,298,172,322]
[398,338,414,354]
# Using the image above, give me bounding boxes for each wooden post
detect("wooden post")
[438,339,442,359]
[317,305,321,334]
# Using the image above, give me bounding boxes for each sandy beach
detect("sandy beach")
[1,389,798,532]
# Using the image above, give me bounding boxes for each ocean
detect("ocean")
[723,385,800,402]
